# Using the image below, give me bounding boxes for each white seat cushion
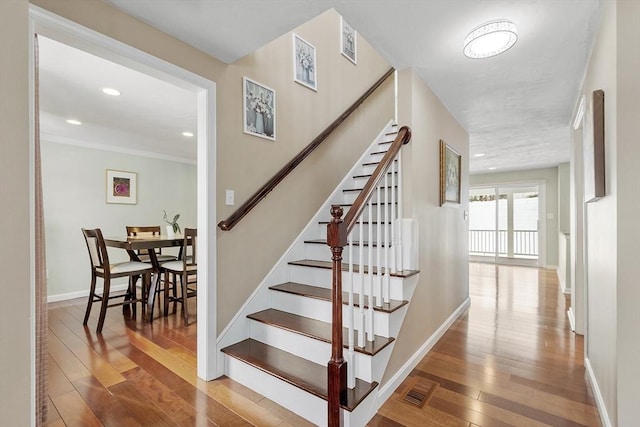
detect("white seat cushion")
[109,261,154,274]
[161,260,197,273]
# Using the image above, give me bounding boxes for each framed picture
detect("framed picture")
[243,76,276,141]
[106,169,137,204]
[439,140,461,206]
[583,89,605,202]
[293,34,317,91]
[341,17,357,64]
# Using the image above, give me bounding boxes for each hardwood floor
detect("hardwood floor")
[371,263,601,427]
[45,263,600,426]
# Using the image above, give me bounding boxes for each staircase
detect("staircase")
[219,121,419,426]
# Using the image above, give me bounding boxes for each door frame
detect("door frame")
[28,5,218,383]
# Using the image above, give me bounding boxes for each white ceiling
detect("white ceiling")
[41,1,605,173]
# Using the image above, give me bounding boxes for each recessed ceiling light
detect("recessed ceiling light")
[66,119,82,125]
[102,87,121,96]
[488,167,497,170]
[182,131,194,137]
[474,153,486,157]
[464,20,518,59]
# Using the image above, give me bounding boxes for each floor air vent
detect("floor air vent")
[400,377,439,409]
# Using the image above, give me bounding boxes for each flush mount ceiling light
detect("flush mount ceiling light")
[474,153,486,158]
[182,131,194,137]
[66,119,82,125]
[102,87,121,96]
[464,20,518,59]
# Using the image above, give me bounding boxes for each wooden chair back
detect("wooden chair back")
[82,228,109,270]
[126,225,164,257]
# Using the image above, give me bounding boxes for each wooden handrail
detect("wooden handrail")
[218,67,396,231]
[326,125,411,427]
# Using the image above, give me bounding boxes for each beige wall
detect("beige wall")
[382,68,469,384]
[577,0,640,425]
[614,1,640,424]
[470,167,560,266]
[31,1,394,333]
[0,1,31,425]
[580,1,618,423]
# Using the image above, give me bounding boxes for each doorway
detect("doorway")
[30,5,218,380]
[469,184,541,266]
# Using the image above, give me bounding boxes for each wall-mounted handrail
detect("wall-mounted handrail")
[218,67,395,231]
[326,125,411,427]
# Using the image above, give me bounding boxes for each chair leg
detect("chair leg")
[163,271,170,317]
[83,274,97,326]
[96,277,111,334]
[181,272,189,325]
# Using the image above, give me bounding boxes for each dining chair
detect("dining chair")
[161,228,197,325]
[126,225,179,320]
[125,225,178,263]
[81,228,153,333]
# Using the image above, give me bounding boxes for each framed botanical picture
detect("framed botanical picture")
[243,76,276,141]
[106,169,137,204]
[293,34,317,91]
[439,140,461,206]
[341,17,357,64]
[583,89,605,202]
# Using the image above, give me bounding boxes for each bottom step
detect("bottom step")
[221,338,378,411]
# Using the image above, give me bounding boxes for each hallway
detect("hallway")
[372,263,601,426]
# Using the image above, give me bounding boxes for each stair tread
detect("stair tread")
[353,172,397,179]
[305,238,391,248]
[270,282,408,313]
[344,185,397,193]
[318,220,392,225]
[221,338,378,411]
[363,160,397,167]
[248,308,394,356]
[288,259,419,278]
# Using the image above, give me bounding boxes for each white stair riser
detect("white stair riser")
[343,190,397,205]
[288,265,409,300]
[305,243,394,265]
[361,160,397,176]
[249,320,381,383]
[269,289,398,337]
[226,355,379,427]
[225,355,328,426]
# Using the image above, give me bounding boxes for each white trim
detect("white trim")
[573,95,586,130]
[375,297,471,407]
[47,283,129,303]
[29,4,217,380]
[29,17,37,427]
[584,357,613,427]
[567,307,576,332]
[41,133,196,165]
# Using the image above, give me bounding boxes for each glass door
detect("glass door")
[469,185,540,265]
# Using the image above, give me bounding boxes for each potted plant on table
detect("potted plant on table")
[163,210,181,237]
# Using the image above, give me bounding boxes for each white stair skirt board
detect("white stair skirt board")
[225,355,379,427]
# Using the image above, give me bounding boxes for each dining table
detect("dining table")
[104,234,184,321]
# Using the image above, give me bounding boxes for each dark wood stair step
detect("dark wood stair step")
[288,259,419,278]
[318,220,392,225]
[270,282,408,314]
[363,159,397,167]
[221,338,378,411]
[305,238,391,248]
[353,171,397,180]
[248,308,393,356]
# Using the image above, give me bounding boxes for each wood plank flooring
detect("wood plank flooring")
[45,263,600,426]
[371,263,601,427]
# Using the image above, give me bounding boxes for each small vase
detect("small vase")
[255,112,264,134]
[166,225,175,238]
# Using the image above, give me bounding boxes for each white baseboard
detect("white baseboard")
[375,297,471,407]
[47,283,129,303]
[584,357,613,427]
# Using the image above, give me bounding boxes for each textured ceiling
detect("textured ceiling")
[42,0,605,173]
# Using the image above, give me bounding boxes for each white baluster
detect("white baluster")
[376,185,382,307]
[358,219,365,348]
[347,234,355,389]
[384,170,391,304]
[390,154,398,273]
[396,151,404,272]
[367,199,374,342]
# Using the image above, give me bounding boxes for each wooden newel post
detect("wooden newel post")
[327,205,347,427]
